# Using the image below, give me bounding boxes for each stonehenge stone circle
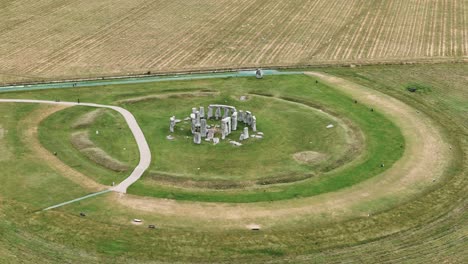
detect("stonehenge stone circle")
[169,104,260,145]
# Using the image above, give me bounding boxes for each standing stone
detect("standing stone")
[193,132,201,144]
[192,108,197,114]
[243,127,249,139]
[221,119,228,139]
[199,106,205,118]
[200,119,207,137]
[238,110,244,122]
[231,112,238,131]
[245,111,252,125]
[195,111,201,125]
[223,108,230,118]
[207,106,213,119]
[190,113,196,133]
[215,107,221,120]
[169,116,176,133]
[227,117,232,134]
[252,116,257,132]
[222,117,231,137]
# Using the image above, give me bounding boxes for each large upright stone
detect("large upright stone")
[193,132,201,144]
[195,111,201,125]
[200,119,207,137]
[199,106,205,118]
[221,119,228,140]
[223,108,230,118]
[192,107,197,114]
[245,111,252,125]
[252,116,257,132]
[227,117,232,134]
[215,107,221,120]
[231,112,238,131]
[190,113,196,133]
[207,106,213,119]
[238,110,244,122]
[243,127,249,139]
[169,116,176,133]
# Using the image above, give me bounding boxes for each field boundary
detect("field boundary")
[0,57,466,88]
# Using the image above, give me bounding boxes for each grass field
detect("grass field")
[0,64,466,263]
[26,75,405,203]
[1,0,467,84]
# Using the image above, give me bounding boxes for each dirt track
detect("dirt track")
[114,73,452,226]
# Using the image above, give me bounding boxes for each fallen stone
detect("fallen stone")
[166,135,175,140]
[213,138,220,145]
[230,141,242,146]
[326,124,334,129]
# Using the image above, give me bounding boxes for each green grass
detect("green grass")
[38,107,138,185]
[33,75,404,202]
[0,64,466,263]
[0,104,89,208]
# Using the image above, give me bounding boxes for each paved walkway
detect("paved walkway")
[0,99,151,193]
[0,70,303,93]
[42,190,112,211]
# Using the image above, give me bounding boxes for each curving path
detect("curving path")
[0,99,151,194]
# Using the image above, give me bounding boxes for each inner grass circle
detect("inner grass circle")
[133,94,356,184]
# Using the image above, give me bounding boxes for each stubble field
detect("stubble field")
[1,0,468,84]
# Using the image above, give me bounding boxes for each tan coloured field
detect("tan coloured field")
[0,0,467,84]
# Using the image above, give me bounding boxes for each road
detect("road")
[0,99,151,193]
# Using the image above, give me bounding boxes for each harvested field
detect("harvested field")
[1,0,467,84]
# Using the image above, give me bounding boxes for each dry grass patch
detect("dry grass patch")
[71,109,104,129]
[117,91,218,104]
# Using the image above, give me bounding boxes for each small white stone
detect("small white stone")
[326,124,334,129]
